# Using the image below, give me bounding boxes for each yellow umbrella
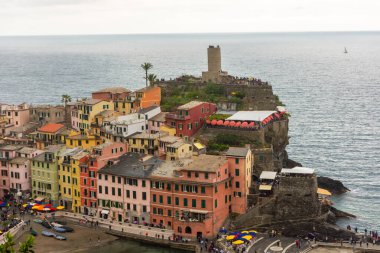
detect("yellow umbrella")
[249,230,258,233]
[232,240,244,245]
[22,204,28,208]
[226,235,235,240]
[242,235,252,240]
[31,205,40,210]
[56,206,65,210]
[241,231,249,233]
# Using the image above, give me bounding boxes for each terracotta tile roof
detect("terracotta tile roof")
[93,87,131,93]
[38,123,65,133]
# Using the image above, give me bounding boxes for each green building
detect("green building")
[31,145,65,205]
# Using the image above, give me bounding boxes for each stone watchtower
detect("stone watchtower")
[202,45,228,83]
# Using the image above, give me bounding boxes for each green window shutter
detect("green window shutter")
[192,199,196,208]
[201,200,206,208]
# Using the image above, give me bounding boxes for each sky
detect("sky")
[0,0,379,36]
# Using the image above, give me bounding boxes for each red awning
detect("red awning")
[248,122,255,128]
[223,121,230,126]
[211,120,217,125]
[229,121,236,127]
[241,122,248,127]
[235,122,241,127]
[217,120,224,126]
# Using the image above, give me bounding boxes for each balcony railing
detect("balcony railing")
[165,113,190,120]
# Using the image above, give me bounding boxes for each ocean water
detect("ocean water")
[1,32,379,234]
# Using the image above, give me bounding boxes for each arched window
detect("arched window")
[178,226,182,233]
[185,226,192,234]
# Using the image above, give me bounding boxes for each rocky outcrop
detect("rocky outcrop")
[317,177,350,195]
[330,206,356,218]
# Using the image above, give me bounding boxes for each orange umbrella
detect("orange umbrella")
[217,120,224,126]
[211,120,217,125]
[241,122,248,128]
[229,121,236,127]
[223,121,230,126]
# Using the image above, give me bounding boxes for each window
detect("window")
[175,197,179,205]
[98,186,102,194]
[225,195,228,203]
[235,169,240,176]
[142,180,146,187]
[205,173,209,179]
[167,183,171,191]
[126,190,130,198]
[201,200,206,208]
[159,195,163,203]
[153,194,156,202]
[183,198,188,207]
[112,187,115,196]
[235,158,239,164]
[105,186,108,194]
[142,205,147,212]
[168,210,172,217]
[215,199,218,208]
[142,192,147,200]
[118,188,121,196]
[174,184,179,191]
[167,196,171,204]
[187,171,191,178]
[215,186,218,193]
[192,199,196,208]
[153,207,157,214]
[201,186,205,194]
[133,191,136,199]
[235,182,240,188]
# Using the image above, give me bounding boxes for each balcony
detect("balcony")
[166,113,190,121]
[175,210,210,223]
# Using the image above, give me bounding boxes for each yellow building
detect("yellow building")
[128,132,162,155]
[92,110,120,137]
[160,125,176,136]
[34,123,68,150]
[65,132,103,150]
[165,141,193,161]
[58,148,88,213]
[73,99,114,134]
[114,100,135,115]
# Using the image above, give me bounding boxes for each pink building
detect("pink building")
[97,153,160,223]
[0,104,30,128]
[148,112,167,134]
[9,147,43,196]
[80,142,126,215]
[0,145,21,198]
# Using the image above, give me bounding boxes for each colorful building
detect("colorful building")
[0,103,30,128]
[128,132,163,155]
[165,101,217,140]
[134,86,161,109]
[34,123,67,150]
[31,145,65,204]
[80,142,126,215]
[148,112,168,134]
[158,135,192,161]
[65,133,103,149]
[71,99,114,133]
[0,145,21,198]
[97,153,160,222]
[91,87,135,115]
[149,154,233,239]
[57,148,88,212]
[9,147,43,196]
[30,105,65,125]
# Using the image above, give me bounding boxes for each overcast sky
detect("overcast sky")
[0,0,379,36]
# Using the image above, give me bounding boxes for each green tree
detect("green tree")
[61,94,72,106]
[141,62,153,87]
[0,233,15,253]
[18,235,35,253]
[147,74,157,87]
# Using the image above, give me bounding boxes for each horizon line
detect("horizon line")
[0,30,380,37]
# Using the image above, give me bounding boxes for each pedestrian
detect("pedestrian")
[109,225,111,230]
[340,239,343,246]
[360,240,362,247]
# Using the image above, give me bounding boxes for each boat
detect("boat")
[41,230,56,237]
[30,229,38,236]
[51,222,63,227]
[61,226,74,232]
[344,47,348,54]
[54,235,67,240]
[53,226,66,233]
[33,219,43,224]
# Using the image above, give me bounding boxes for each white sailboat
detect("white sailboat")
[344,47,348,54]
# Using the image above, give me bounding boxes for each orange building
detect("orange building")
[134,86,161,109]
[226,147,253,214]
[91,87,131,101]
[34,123,67,149]
[149,154,235,239]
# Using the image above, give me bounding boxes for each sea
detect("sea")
[0,32,379,251]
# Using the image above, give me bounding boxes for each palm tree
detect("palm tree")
[147,74,157,87]
[0,232,15,253]
[61,94,72,106]
[141,62,153,87]
[18,236,35,253]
